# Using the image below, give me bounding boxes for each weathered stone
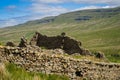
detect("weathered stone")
[82,49,92,55]
[15,49,19,53]
[6,41,15,47]
[95,51,105,58]
[18,36,28,47]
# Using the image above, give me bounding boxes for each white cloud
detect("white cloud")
[71,0,115,4]
[0,16,32,28]
[73,0,120,6]
[74,5,114,11]
[31,0,120,6]
[31,0,64,3]
[6,5,17,11]
[24,0,120,21]
[0,19,18,28]
[0,6,67,28]
[7,5,16,9]
[30,3,69,16]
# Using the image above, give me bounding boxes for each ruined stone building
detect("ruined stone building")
[29,32,84,54]
[6,32,91,55]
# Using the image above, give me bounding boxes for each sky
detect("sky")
[0,0,120,27]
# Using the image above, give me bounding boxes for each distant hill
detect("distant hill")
[0,7,120,62]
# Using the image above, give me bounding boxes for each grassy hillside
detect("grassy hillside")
[0,7,120,62]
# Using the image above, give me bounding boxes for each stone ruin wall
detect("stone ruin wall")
[0,46,120,80]
[29,32,83,54]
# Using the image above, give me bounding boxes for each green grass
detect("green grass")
[3,63,69,80]
[0,42,4,46]
[98,48,120,63]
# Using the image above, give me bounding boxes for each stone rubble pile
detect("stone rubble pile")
[0,46,120,80]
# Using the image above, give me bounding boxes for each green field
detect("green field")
[0,7,120,62]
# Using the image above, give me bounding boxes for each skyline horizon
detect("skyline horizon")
[0,0,120,27]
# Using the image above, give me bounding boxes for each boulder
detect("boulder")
[95,51,105,58]
[82,49,92,55]
[6,41,15,47]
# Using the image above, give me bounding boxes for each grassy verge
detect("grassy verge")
[0,63,69,80]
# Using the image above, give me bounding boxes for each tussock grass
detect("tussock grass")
[5,63,69,80]
[0,63,10,80]
[0,62,69,80]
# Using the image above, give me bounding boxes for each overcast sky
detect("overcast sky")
[0,0,120,27]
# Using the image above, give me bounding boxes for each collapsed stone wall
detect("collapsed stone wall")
[29,32,83,54]
[0,46,120,80]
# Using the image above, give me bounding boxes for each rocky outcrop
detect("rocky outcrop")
[0,46,120,80]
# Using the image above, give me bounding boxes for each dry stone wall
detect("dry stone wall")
[0,46,120,80]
